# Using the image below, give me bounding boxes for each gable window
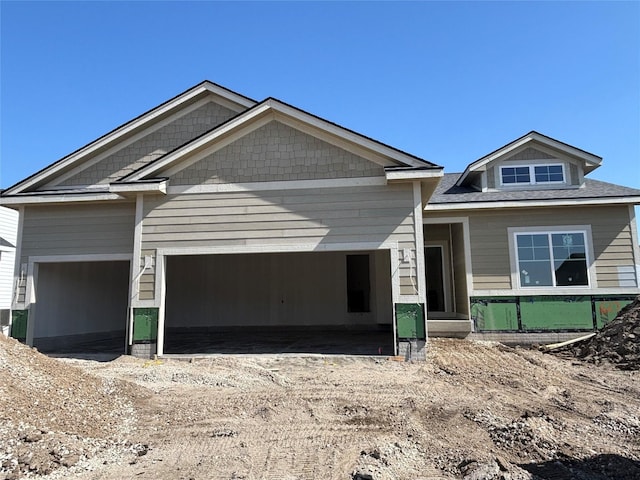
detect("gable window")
[500,164,565,186]
[515,231,589,288]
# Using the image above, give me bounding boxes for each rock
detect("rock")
[61,454,80,467]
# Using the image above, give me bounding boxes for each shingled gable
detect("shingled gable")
[455,131,602,187]
[2,81,257,196]
[118,97,441,185]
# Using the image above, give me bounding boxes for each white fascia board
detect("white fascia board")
[457,133,603,186]
[5,84,256,196]
[0,192,125,205]
[269,100,431,168]
[385,169,443,181]
[109,181,167,194]
[124,103,275,181]
[424,196,640,211]
[201,81,257,109]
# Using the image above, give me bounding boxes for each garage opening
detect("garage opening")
[163,250,393,355]
[33,261,130,354]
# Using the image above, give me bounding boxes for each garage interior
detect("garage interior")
[163,250,395,355]
[33,261,130,353]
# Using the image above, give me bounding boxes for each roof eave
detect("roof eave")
[4,81,258,196]
[456,131,603,187]
[425,195,640,211]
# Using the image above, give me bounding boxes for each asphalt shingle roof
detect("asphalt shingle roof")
[429,173,640,205]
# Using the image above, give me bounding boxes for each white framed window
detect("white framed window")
[500,164,565,186]
[513,230,590,288]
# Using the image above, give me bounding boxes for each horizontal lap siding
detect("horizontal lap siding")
[21,203,135,260]
[139,184,416,299]
[461,206,634,290]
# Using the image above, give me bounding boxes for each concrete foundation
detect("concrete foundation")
[398,339,426,361]
[131,342,157,359]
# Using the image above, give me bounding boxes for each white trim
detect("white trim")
[167,176,387,195]
[5,82,256,195]
[48,98,212,187]
[25,262,38,346]
[0,193,125,205]
[471,288,640,296]
[110,181,167,195]
[128,195,144,346]
[156,254,166,357]
[386,170,443,181]
[423,216,473,323]
[28,254,132,264]
[507,225,596,290]
[499,163,566,187]
[24,253,133,347]
[11,206,24,309]
[424,196,640,211]
[125,98,430,182]
[457,132,602,186]
[156,242,398,258]
[412,182,427,340]
[628,205,640,287]
[153,241,401,357]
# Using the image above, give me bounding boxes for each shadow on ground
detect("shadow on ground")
[520,454,640,480]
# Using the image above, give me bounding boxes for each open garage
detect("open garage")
[32,261,130,353]
[162,250,394,355]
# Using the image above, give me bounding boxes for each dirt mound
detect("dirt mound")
[0,334,145,478]
[554,296,640,370]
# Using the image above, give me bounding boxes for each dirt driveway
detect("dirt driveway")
[2,336,640,479]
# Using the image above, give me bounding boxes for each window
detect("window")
[500,164,565,186]
[515,231,589,288]
[501,166,530,184]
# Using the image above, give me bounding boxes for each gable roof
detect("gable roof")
[456,131,603,187]
[3,81,257,196]
[428,173,640,210]
[119,97,441,182]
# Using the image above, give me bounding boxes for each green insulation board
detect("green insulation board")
[10,310,28,341]
[395,303,425,339]
[133,308,158,342]
[594,299,634,329]
[520,296,592,331]
[471,298,518,331]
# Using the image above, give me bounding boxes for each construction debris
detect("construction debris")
[549,296,640,370]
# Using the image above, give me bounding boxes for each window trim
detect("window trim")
[499,163,565,186]
[507,225,597,291]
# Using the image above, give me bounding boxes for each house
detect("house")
[1,82,639,359]
[0,206,19,336]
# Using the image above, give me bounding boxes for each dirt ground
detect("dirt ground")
[1,335,640,480]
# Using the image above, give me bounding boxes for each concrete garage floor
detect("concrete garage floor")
[163,327,395,356]
[45,327,396,359]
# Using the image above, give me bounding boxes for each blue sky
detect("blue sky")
[1,1,638,199]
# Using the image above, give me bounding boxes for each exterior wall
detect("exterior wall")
[487,147,583,188]
[505,147,555,161]
[57,101,237,186]
[170,121,384,185]
[15,202,135,305]
[139,184,417,301]
[0,207,18,311]
[461,206,636,291]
